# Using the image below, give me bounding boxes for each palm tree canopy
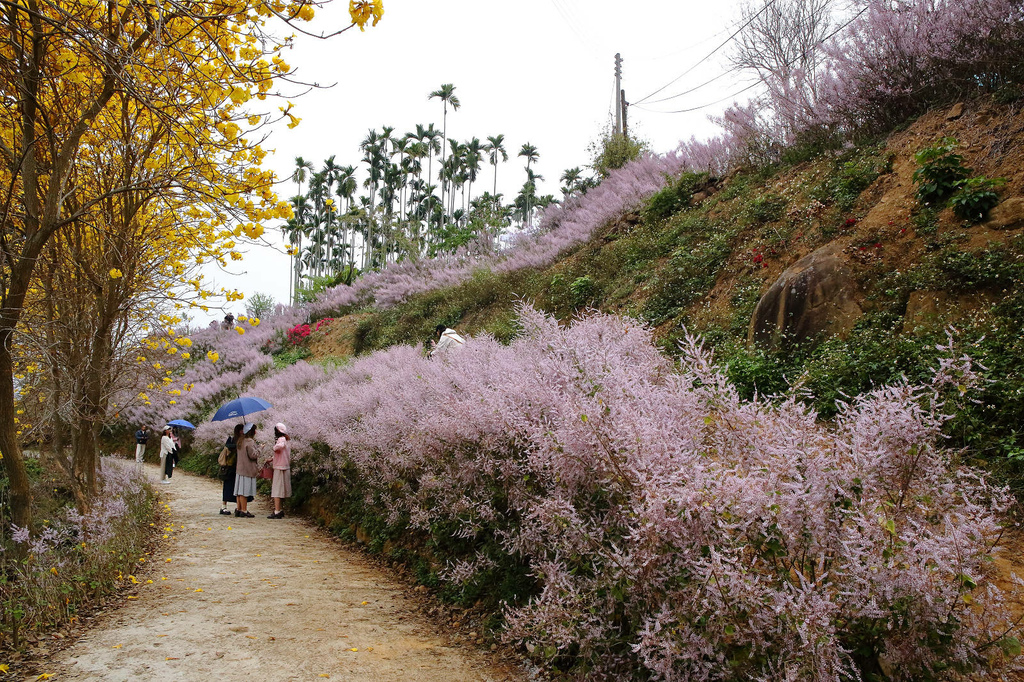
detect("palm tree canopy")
[428,83,461,111]
[293,156,314,186]
[485,134,508,164]
[518,143,539,162]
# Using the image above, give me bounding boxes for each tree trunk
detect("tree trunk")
[0,334,33,530]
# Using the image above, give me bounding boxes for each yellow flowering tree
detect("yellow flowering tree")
[0,0,384,528]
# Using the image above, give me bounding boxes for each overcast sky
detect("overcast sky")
[196,0,751,326]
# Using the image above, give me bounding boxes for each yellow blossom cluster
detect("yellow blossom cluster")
[2,0,385,454]
[349,0,384,30]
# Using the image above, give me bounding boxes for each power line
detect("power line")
[629,24,737,63]
[634,4,869,115]
[548,0,605,55]
[643,67,744,106]
[634,0,780,105]
[609,72,619,123]
[633,79,760,115]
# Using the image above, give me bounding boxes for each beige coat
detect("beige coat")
[235,437,260,478]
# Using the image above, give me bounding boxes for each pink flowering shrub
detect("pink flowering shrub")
[307,153,697,315]
[120,306,307,427]
[1,460,155,640]
[190,359,333,447]
[187,305,1020,679]
[817,0,1024,130]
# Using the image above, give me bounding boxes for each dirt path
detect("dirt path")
[48,463,525,681]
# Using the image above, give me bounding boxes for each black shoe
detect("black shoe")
[242,511,255,518]
[233,509,242,517]
[267,511,283,519]
[219,509,232,515]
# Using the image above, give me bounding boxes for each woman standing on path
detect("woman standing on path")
[268,423,291,519]
[220,424,243,515]
[233,423,260,517]
[159,425,175,484]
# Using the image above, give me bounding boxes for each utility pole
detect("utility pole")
[621,89,628,140]
[614,53,622,135]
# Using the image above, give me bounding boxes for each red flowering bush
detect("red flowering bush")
[286,323,312,345]
[284,319,333,347]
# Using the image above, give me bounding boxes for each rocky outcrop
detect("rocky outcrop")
[984,196,1024,230]
[748,244,863,350]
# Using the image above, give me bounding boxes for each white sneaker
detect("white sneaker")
[161,480,172,485]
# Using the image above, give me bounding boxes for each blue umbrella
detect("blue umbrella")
[211,396,272,422]
[167,419,196,429]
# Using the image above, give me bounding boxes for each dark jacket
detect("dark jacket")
[134,429,149,445]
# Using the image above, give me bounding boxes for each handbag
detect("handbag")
[217,446,236,467]
[258,463,274,480]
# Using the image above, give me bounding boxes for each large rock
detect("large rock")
[983,196,1024,230]
[748,244,862,349]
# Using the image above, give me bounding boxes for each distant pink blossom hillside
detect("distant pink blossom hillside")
[310,151,692,314]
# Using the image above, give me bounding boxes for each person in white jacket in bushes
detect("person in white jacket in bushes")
[429,324,465,357]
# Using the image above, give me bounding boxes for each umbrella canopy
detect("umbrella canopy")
[211,396,272,422]
[167,419,196,429]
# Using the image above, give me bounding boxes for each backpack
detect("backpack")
[217,437,237,467]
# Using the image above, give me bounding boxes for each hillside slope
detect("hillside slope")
[147,98,1024,682]
[311,98,1024,479]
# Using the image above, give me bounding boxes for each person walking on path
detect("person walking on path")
[133,425,150,471]
[268,423,292,519]
[429,324,465,357]
[164,428,182,479]
[159,425,175,484]
[219,424,243,515]
[233,423,260,517]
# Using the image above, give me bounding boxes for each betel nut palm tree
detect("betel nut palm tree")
[428,83,460,224]
[486,134,508,197]
[518,142,539,228]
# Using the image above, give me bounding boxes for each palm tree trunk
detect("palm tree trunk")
[440,104,447,226]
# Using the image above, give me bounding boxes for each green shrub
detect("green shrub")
[272,344,312,369]
[911,138,1005,224]
[484,311,521,344]
[590,132,649,178]
[949,176,1005,222]
[642,172,709,223]
[912,138,971,206]
[570,275,599,308]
